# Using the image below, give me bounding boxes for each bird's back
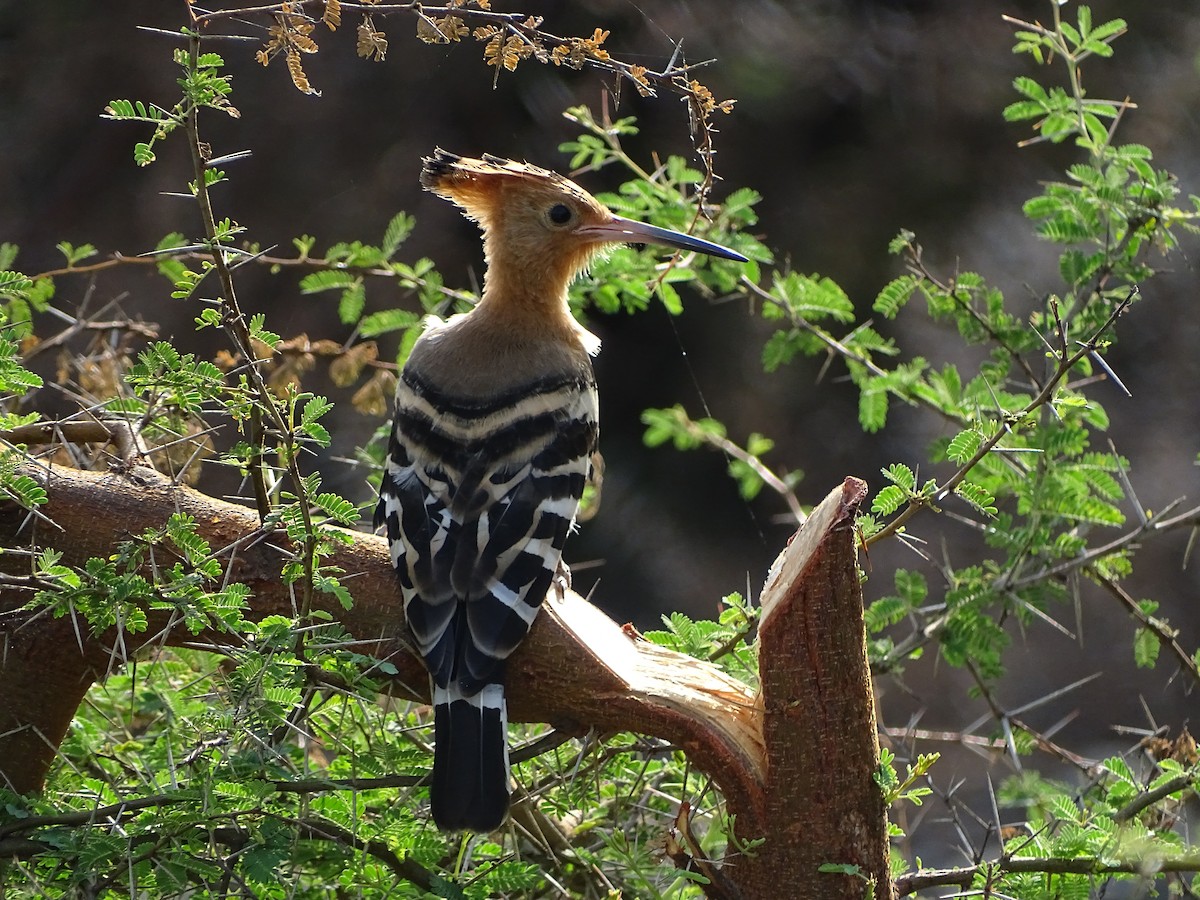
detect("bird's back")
[381,147,743,832]
[376,315,598,830]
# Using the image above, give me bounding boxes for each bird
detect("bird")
[375,149,748,832]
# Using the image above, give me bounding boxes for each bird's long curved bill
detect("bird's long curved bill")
[581,216,748,262]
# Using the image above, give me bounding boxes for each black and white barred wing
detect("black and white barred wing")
[453,407,597,687]
[376,375,597,831]
[375,374,598,689]
[375,426,459,683]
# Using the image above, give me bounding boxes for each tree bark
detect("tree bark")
[731,477,891,898]
[0,463,761,813]
[0,463,888,898]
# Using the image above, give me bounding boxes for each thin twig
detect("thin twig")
[1095,574,1200,688]
[896,853,1200,896]
[1113,771,1199,824]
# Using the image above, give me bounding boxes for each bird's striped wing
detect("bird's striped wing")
[375,366,597,831]
[375,370,598,692]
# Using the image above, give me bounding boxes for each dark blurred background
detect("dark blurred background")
[3,0,1199,868]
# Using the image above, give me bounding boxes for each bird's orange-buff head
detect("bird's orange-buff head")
[420,149,746,306]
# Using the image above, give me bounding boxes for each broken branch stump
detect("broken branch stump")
[730,477,890,899]
[0,466,888,897]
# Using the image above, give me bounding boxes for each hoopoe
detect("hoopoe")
[375,149,747,832]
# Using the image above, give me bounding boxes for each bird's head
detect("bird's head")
[420,149,746,297]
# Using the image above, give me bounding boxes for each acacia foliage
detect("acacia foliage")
[0,2,1199,898]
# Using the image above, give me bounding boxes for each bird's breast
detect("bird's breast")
[407,304,597,398]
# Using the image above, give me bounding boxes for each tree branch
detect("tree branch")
[732,477,892,899]
[0,464,888,897]
[895,853,1200,896]
[0,462,761,821]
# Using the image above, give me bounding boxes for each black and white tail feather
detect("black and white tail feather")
[376,364,598,832]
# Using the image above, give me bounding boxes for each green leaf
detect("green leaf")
[301,394,333,425]
[858,386,888,433]
[325,240,386,268]
[873,275,918,319]
[641,406,690,449]
[395,317,423,367]
[887,230,915,255]
[865,595,910,632]
[722,186,763,225]
[881,463,916,491]
[1058,20,1081,50]
[314,491,358,525]
[770,271,854,322]
[1087,17,1127,43]
[358,308,419,338]
[656,280,682,315]
[313,571,354,609]
[164,513,214,564]
[956,481,997,517]
[0,271,33,298]
[133,141,156,166]
[301,421,331,446]
[248,313,280,349]
[895,568,928,606]
[871,485,907,516]
[1058,248,1103,286]
[241,846,287,884]
[0,361,44,392]
[1004,99,1048,123]
[3,473,48,509]
[761,329,801,372]
[381,212,415,259]
[299,270,358,294]
[1012,75,1049,102]
[338,282,366,325]
[56,242,98,266]
[946,428,984,465]
[1133,625,1160,669]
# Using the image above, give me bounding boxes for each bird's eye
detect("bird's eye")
[547,203,573,226]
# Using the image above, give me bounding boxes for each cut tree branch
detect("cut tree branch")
[0,464,887,897]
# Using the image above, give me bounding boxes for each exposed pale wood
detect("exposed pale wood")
[0,465,887,899]
[0,463,760,819]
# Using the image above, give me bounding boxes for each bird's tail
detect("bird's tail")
[430,681,511,832]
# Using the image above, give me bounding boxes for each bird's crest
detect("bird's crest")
[418,147,747,297]
[420,148,600,224]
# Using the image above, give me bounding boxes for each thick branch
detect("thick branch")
[0,464,892,899]
[0,462,761,822]
[732,477,891,899]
